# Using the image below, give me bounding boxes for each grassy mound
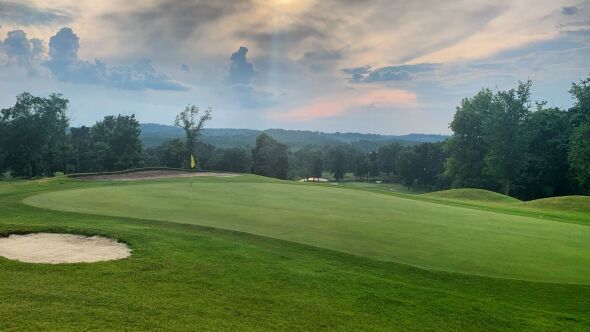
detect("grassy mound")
[425,188,521,203]
[524,195,590,213]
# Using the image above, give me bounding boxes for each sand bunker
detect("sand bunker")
[0,233,131,264]
[75,170,238,181]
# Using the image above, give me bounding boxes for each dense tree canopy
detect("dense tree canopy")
[252,133,289,180]
[0,92,69,177]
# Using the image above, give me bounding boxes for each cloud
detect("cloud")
[228,46,254,85]
[44,27,186,91]
[1,30,44,66]
[561,6,579,15]
[225,46,275,108]
[344,63,441,83]
[0,2,71,26]
[299,50,342,72]
[99,0,234,56]
[271,87,417,121]
[232,85,275,109]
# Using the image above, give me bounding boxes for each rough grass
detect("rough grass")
[424,188,521,203]
[2,176,590,330]
[524,195,590,213]
[24,177,590,284]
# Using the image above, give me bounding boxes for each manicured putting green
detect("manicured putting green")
[25,180,590,283]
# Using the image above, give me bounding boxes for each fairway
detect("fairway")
[24,177,590,284]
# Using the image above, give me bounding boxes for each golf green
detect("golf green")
[24,178,590,284]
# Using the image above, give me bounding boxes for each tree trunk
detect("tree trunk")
[504,179,510,196]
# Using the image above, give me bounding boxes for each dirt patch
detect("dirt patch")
[0,233,131,264]
[75,170,238,181]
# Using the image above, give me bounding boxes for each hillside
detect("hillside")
[139,123,447,150]
[424,188,522,203]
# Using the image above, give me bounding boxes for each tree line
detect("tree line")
[1,75,588,199]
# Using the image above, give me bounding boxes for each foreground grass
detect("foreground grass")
[25,177,590,283]
[2,176,590,330]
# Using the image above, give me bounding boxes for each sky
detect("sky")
[0,0,589,134]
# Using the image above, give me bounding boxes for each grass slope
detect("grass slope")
[2,176,590,329]
[524,195,590,213]
[424,188,521,203]
[24,177,590,284]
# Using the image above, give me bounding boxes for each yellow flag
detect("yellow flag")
[190,154,196,169]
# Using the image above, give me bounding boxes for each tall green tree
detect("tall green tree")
[325,147,347,181]
[569,77,590,127]
[292,146,323,179]
[483,80,533,195]
[0,92,69,177]
[353,153,370,181]
[69,126,93,173]
[378,143,402,176]
[213,148,251,173]
[415,142,447,191]
[252,133,289,179]
[396,149,419,190]
[91,114,143,171]
[568,123,590,193]
[174,105,212,168]
[445,89,495,189]
[156,138,186,168]
[515,106,572,199]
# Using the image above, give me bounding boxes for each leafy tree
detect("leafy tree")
[483,80,533,195]
[325,147,346,181]
[69,126,93,172]
[415,142,447,191]
[292,146,323,179]
[515,106,572,199]
[252,133,289,179]
[569,77,590,127]
[157,138,186,168]
[368,151,379,179]
[353,154,370,181]
[445,89,494,189]
[568,123,590,193]
[90,114,143,171]
[378,143,402,176]
[0,92,69,177]
[213,148,251,173]
[174,105,212,168]
[396,149,419,190]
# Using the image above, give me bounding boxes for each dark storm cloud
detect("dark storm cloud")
[561,6,579,15]
[45,27,186,91]
[0,2,71,26]
[229,46,254,85]
[226,46,274,109]
[344,63,441,83]
[1,30,44,66]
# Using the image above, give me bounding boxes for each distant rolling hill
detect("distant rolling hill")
[140,123,448,151]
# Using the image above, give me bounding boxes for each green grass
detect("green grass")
[424,188,521,203]
[2,175,590,330]
[333,181,425,194]
[24,177,590,284]
[524,195,590,213]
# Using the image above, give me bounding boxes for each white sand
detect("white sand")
[0,233,131,264]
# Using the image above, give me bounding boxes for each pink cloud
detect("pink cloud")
[270,88,418,121]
